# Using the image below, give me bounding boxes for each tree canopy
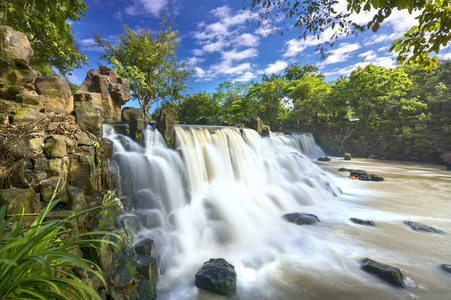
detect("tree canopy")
[94,19,192,117]
[243,0,451,68]
[0,0,89,75]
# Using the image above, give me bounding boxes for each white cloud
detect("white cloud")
[364,32,403,47]
[222,49,258,61]
[359,50,377,61]
[185,57,205,66]
[233,33,260,47]
[195,67,206,78]
[324,55,395,77]
[283,39,307,58]
[378,46,389,52]
[234,71,257,82]
[224,63,252,75]
[385,9,420,33]
[202,40,228,53]
[264,60,288,74]
[317,42,361,67]
[118,0,179,18]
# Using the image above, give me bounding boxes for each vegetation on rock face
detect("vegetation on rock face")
[0,0,90,75]
[243,0,451,68]
[0,192,120,300]
[94,18,192,118]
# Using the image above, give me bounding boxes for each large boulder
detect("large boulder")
[0,26,33,62]
[0,57,36,100]
[156,108,177,146]
[74,101,103,136]
[35,75,72,110]
[0,188,40,215]
[75,66,130,123]
[195,258,237,296]
[43,135,67,158]
[361,258,404,288]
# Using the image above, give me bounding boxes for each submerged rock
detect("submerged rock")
[440,264,451,274]
[361,258,404,288]
[283,213,320,225]
[195,258,237,296]
[346,169,384,182]
[338,167,350,172]
[350,218,375,226]
[403,221,445,234]
[317,156,331,162]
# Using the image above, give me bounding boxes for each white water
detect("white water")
[104,125,451,300]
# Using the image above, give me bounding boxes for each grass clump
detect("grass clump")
[0,192,120,299]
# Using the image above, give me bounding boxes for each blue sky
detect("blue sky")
[69,0,451,106]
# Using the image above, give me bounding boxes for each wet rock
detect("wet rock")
[283,213,320,225]
[248,116,262,135]
[156,108,177,146]
[338,167,350,172]
[344,152,352,160]
[35,75,72,110]
[403,221,445,234]
[370,174,384,181]
[195,258,237,296]
[198,116,208,125]
[440,264,451,274]
[136,256,158,289]
[122,107,144,142]
[99,235,113,271]
[120,215,141,243]
[350,218,375,226]
[317,156,331,162]
[361,258,404,288]
[349,169,384,182]
[44,135,67,158]
[262,126,270,137]
[134,238,155,257]
[0,188,40,214]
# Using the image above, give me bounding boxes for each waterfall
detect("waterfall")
[104,125,346,299]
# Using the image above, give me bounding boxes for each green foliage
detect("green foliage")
[94,18,192,117]
[176,91,221,124]
[0,192,120,300]
[243,0,450,68]
[67,80,80,95]
[1,0,90,75]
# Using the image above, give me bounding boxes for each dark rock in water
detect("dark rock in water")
[361,258,404,288]
[338,167,350,172]
[370,174,384,181]
[317,156,331,162]
[195,258,237,296]
[120,215,141,243]
[349,169,384,182]
[283,213,320,225]
[134,238,155,257]
[403,221,445,234]
[440,264,451,274]
[350,218,375,226]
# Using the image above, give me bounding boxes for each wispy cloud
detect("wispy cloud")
[115,0,180,19]
[317,42,361,67]
[324,55,395,77]
[264,60,288,75]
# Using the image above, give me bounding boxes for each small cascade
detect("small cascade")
[104,125,346,299]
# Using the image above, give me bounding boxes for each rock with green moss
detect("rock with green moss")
[10,107,44,124]
[74,101,103,136]
[248,116,262,135]
[44,135,67,158]
[39,176,68,203]
[0,187,40,215]
[0,25,33,62]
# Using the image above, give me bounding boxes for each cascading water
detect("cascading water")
[104,125,451,300]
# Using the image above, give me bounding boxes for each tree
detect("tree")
[94,19,192,117]
[283,63,319,82]
[176,91,222,124]
[247,78,287,127]
[288,73,331,127]
[243,0,450,67]
[1,0,89,75]
[212,81,252,121]
[340,64,414,123]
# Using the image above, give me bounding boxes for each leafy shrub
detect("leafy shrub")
[0,193,120,299]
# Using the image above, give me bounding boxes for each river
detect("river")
[105,126,451,300]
